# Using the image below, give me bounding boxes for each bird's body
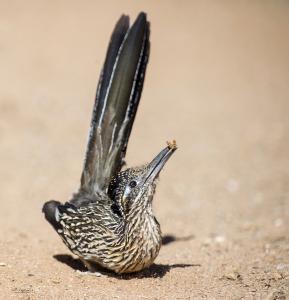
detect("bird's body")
[43,12,176,274]
[45,188,161,273]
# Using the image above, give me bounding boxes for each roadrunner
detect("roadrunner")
[43,12,177,274]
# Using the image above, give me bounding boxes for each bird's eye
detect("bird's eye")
[129,180,137,188]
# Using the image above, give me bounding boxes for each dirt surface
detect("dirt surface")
[1,1,289,299]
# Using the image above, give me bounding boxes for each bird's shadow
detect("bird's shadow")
[53,234,197,279]
[161,234,195,245]
[53,254,199,279]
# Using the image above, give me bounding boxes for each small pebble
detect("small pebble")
[222,271,241,281]
[51,279,61,284]
[271,272,283,280]
[274,218,283,227]
[214,235,226,244]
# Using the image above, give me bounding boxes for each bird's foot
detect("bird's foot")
[78,258,111,277]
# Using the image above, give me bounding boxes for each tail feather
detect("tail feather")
[80,12,150,195]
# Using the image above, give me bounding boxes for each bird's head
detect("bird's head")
[108,141,177,217]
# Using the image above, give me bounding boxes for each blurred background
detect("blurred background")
[0,1,289,299]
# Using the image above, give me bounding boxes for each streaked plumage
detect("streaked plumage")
[42,12,176,274]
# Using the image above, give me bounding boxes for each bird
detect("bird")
[42,12,177,274]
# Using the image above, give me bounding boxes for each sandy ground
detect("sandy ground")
[1,1,289,299]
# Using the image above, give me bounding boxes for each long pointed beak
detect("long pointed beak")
[143,140,177,184]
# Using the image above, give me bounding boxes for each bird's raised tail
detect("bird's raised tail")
[80,12,150,196]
